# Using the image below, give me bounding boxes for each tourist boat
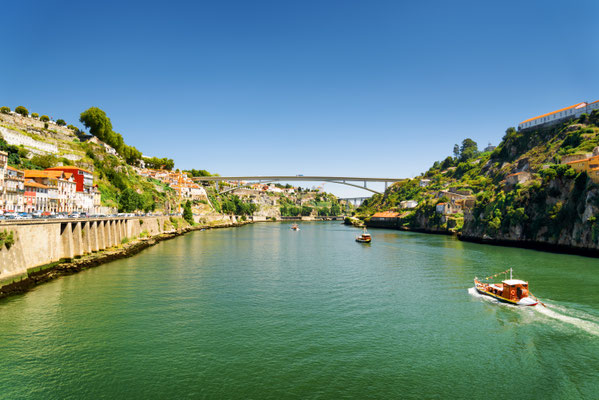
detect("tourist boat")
[355,228,372,243]
[474,268,538,306]
[291,224,300,231]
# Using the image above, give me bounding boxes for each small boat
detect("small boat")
[355,228,372,243]
[291,224,300,231]
[474,268,538,306]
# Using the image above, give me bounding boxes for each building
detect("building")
[0,151,7,210]
[5,166,25,212]
[505,172,532,186]
[46,167,93,192]
[370,211,400,222]
[419,179,431,187]
[400,200,418,209]
[518,100,599,130]
[484,143,496,152]
[566,156,599,183]
[24,180,49,213]
[436,202,461,215]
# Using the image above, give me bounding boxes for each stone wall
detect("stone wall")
[0,216,172,287]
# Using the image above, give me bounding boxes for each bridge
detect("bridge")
[191,176,406,194]
[339,197,371,207]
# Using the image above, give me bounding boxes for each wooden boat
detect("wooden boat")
[291,224,300,231]
[355,228,371,243]
[474,268,538,306]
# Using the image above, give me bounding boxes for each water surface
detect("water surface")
[1,223,598,399]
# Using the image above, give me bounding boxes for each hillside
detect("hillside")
[0,106,345,218]
[0,107,180,213]
[357,110,599,252]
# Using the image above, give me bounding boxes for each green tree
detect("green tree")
[118,188,144,212]
[453,144,460,159]
[301,206,313,216]
[56,119,66,126]
[31,112,39,118]
[80,107,113,142]
[39,115,50,122]
[330,203,341,215]
[183,200,194,225]
[14,106,29,117]
[0,106,10,114]
[459,138,479,162]
[30,154,58,169]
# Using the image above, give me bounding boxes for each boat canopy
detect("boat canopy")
[502,279,527,285]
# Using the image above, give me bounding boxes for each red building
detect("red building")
[45,166,93,192]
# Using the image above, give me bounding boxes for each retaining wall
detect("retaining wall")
[0,216,172,287]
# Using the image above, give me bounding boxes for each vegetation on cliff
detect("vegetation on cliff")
[358,110,599,248]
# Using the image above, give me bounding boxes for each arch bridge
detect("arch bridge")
[191,176,406,195]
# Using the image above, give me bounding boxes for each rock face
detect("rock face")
[461,174,599,254]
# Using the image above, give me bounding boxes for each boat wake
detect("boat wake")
[468,287,599,336]
[533,302,599,336]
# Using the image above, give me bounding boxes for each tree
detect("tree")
[453,144,460,159]
[30,154,58,169]
[14,106,29,117]
[56,119,66,126]
[503,127,517,141]
[440,156,454,170]
[80,107,113,142]
[40,115,50,122]
[330,203,341,215]
[0,106,10,114]
[183,200,194,225]
[118,188,144,212]
[459,138,478,162]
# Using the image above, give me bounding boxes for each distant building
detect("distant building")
[518,100,599,130]
[400,200,418,209]
[436,202,461,215]
[419,179,431,187]
[484,143,496,152]
[566,156,599,183]
[505,172,532,186]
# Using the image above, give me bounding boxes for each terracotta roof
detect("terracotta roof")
[24,179,48,189]
[24,170,52,178]
[372,211,400,218]
[520,102,586,125]
[46,166,92,174]
[7,166,23,172]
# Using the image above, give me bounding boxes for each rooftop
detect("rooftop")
[520,102,587,125]
[372,211,400,218]
[502,279,528,285]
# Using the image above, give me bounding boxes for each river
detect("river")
[0,222,598,399]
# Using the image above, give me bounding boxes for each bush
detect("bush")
[0,106,10,114]
[14,106,28,117]
[56,119,66,126]
[0,230,15,249]
[183,200,194,225]
[31,112,39,118]
[39,115,50,122]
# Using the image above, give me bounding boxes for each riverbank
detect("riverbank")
[0,220,250,300]
[365,220,599,257]
[458,234,599,258]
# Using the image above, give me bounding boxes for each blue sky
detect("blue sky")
[2,0,598,196]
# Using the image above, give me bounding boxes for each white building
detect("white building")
[518,100,599,130]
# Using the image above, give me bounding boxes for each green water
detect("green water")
[1,223,598,399]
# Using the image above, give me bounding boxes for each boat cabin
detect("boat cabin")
[501,279,529,300]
